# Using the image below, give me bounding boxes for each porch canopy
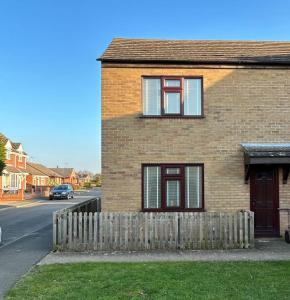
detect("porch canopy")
[241,143,290,183]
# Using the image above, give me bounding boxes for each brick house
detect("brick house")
[50,168,79,188]
[26,162,63,197]
[99,38,290,238]
[26,162,50,195]
[0,133,28,200]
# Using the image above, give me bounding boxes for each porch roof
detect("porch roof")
[241,143,290,183]
[241,143,290,164]
[4,166,27,174]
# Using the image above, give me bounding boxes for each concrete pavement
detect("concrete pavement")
[39,238,290,264]
[0,189,100,299]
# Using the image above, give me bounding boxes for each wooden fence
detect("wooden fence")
[53,211,254,251]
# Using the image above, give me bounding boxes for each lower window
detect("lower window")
[142,164,204,211]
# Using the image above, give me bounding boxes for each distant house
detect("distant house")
[0,133,28,200]
[50,168,79,187]
[27,162,63,187]
[26,162,50,195]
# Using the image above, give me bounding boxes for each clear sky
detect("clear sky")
[1,0,290,173]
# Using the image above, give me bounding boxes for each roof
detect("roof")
[0,133,27,154]
[99,38,290,65]
[4,165,27,174]
[50,168,75,178]
[26,163,48,176]
[241,143,290,156]
[27,162,61,177]
[12,143,21,150]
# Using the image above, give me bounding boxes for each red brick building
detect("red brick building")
[0,133,28,200]
[50,168,79,188]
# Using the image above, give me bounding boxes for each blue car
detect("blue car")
[49,184,74,200]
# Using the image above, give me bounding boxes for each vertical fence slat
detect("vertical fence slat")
[83,212,87,249]
[73,212,78,249]
[249,211,255,248]
[239,212,244,249]
[68,212,73,250]
[62,213,67,251]
[88,212,93,250]
[244,211,249,248]
[94,213,98,250]
[151,213,154,250]
[233,212,238,248]
[228,213,233,249]
[78,212,83,250]
[57,213,62,249]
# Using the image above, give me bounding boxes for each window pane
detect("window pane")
[185,166,202,208]
[165,79,180,87]
[184,79,202,116]
[143,78,161,115]
[166,168,180,175]
[164,92,180,114]
[166,180,180,207]
[144,166,161,209]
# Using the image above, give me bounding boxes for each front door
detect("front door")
[250,166,279,237]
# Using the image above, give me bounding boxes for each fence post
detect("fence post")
[53,212,57,249]
[249,211,255,248]
[62,213,67,250]
[57,213,62,250]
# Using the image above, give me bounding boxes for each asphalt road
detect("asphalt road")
[0,189,101,299]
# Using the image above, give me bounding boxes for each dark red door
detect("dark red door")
[250,166,279,237]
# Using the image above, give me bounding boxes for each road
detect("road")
[0,189,101,299]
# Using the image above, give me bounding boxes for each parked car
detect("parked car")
[49,184,74,200]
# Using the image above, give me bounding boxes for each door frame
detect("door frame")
[250,165,280,237]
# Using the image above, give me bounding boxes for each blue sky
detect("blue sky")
[1,0,290,173]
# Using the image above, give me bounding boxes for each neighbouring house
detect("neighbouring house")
[99,38,290,238]
[27,162,63,186]
[26,162,64,197]
[50,167,79,188]
[0,133,28,200]
[26,162,50,196]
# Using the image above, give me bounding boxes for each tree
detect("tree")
[0,140,6,175]
[77,170,94,178]
[94,174,102,187]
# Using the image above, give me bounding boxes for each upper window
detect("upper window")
[143,77,203,117]
[143,164,203,211]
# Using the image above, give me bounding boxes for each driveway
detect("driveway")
[0,188,101,299]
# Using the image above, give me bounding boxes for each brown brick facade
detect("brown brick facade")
[101,65,290,234]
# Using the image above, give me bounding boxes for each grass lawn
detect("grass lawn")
[6,261,290,300]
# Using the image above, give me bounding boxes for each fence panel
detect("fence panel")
[53,210,255,251]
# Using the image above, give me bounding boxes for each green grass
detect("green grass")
[6,261,290,300]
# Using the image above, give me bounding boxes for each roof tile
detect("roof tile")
[99,38,290,65]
